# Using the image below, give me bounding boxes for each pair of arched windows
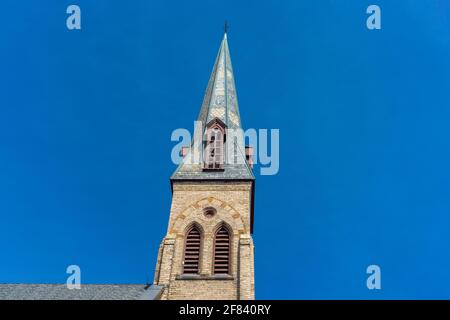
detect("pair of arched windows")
[183,225,231,275]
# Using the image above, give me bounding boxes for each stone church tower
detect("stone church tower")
[153,32,256,300]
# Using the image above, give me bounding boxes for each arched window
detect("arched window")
[183,225,202,274]
[204,119,226,170]
[205,126,224,169]
[213,226,231,274]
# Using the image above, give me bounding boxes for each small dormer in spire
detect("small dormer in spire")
[204,118,227,170]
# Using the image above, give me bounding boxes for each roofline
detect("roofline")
[0,283,149,285]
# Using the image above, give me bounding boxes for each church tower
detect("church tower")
[153,32,256,300]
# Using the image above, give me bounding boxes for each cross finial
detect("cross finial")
[224,21,229,34]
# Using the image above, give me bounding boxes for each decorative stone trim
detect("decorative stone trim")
[175,274,234,281]
[172,182,252,192]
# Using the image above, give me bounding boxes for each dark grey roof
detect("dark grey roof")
[171,33,254,181]
[0,284,163,300]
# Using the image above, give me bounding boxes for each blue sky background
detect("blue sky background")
[1,0,450,299]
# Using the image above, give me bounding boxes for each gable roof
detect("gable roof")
[0,284,163,300]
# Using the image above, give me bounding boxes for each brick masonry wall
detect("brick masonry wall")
[169,279,237,300]
[153,181,255,300]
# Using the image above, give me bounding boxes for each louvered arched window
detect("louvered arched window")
[183,225,202,274]
[204,119,225,170]
[213,226,231,274]
[205,127,224,169]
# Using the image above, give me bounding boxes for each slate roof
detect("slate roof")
[0,284,163,300]
[197,33,242,131]
[171,33,254,181]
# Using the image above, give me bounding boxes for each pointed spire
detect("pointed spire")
[171,33,254,181]
[196,31,242,131]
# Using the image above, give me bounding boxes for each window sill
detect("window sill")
[176,274,234,281]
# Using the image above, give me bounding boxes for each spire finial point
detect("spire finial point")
[224,21,229,35]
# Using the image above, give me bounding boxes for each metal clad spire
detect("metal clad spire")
[172,32,253,181]
[198,32,242,130]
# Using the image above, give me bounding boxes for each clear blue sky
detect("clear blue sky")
[1,0,450,299]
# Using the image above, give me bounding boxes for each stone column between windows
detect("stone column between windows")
[201,233,214,275]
